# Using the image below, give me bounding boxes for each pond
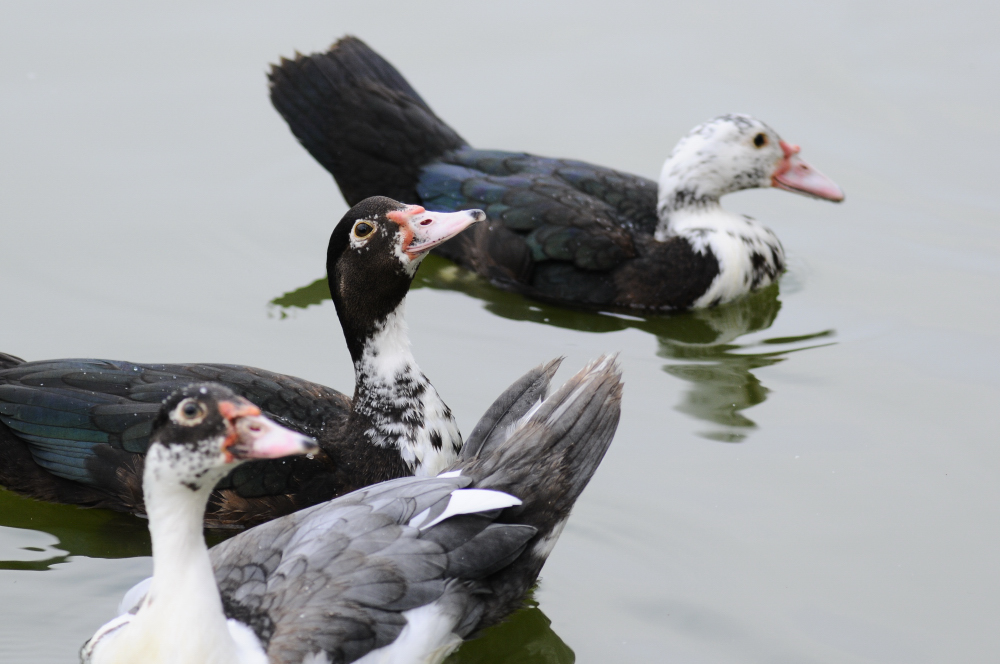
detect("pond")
[2,2,998,662]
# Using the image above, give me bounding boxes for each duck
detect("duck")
[0,196,485,527]
[83,356,622,664]
[268,36,844,312]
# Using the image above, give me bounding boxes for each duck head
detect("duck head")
[146,383,317,492]
[327,196,484,361]
[657,114,844,218]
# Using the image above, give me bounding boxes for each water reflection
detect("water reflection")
[0,488,242,568]
[271,256,834,441]
[0,487,150,568]
[660,325,834,442]
[448,599,574,664]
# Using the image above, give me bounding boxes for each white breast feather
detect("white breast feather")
[666,208,784,307]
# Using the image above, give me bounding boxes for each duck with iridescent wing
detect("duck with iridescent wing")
[269,36,844,313]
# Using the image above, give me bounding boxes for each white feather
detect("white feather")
[116,576,152,616]
[654,115,787,306]
[419,489,522,531]
[532,518,568,560]
[353,602,462,664]
[667,207,784,307]
[408,507,432,529]
[227,620,268,663]
[354,302,462,476]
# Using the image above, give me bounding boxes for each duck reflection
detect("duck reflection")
[448,598,574,664]
[270,256,834,442]
[0,487,242,569]
[652,292,834,442]
[0,487,149,569]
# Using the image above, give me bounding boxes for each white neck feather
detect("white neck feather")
[358,302,416,383]
[655,116,777,240]
[353,300,462,476]
[88,449,261,664]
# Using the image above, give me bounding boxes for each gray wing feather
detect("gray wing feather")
[211,475,536,664]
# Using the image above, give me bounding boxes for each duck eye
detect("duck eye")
[353,221,375,239]
[753,133,768,148]
[174,398,207,425]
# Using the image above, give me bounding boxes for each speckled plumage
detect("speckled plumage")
[351,305,461,477]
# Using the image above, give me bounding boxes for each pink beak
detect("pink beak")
[772,141,845,202]
[229,413,318,460]
[387,206,486,257]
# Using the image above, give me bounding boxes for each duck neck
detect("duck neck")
[656,170,785,307]
[655,196,725,241]
[349,298,462,477]
[654,161,728,241]
[132,456,240,663]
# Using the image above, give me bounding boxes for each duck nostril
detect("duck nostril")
[419,219,433,226]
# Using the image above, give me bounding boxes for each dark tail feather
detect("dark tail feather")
[460,357,563,462]
[462,356,622,628]
[268,36,467,206]
[0,353,25,370]
[467,355,622,516]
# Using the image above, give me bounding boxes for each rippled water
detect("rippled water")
[2,2,999,662]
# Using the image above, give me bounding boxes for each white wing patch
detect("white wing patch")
[408,489,522,530]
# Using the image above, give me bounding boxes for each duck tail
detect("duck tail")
[458,357,564,462]
[458,355,623,626]
[268,35,468,206]
[0,353,25,370]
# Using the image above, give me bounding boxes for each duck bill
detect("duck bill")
[223,406,318,461]
[387,205,486,257]
[771,143,844,202]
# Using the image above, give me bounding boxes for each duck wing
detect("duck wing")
[419,148,659,307]
[213,475,535,664]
